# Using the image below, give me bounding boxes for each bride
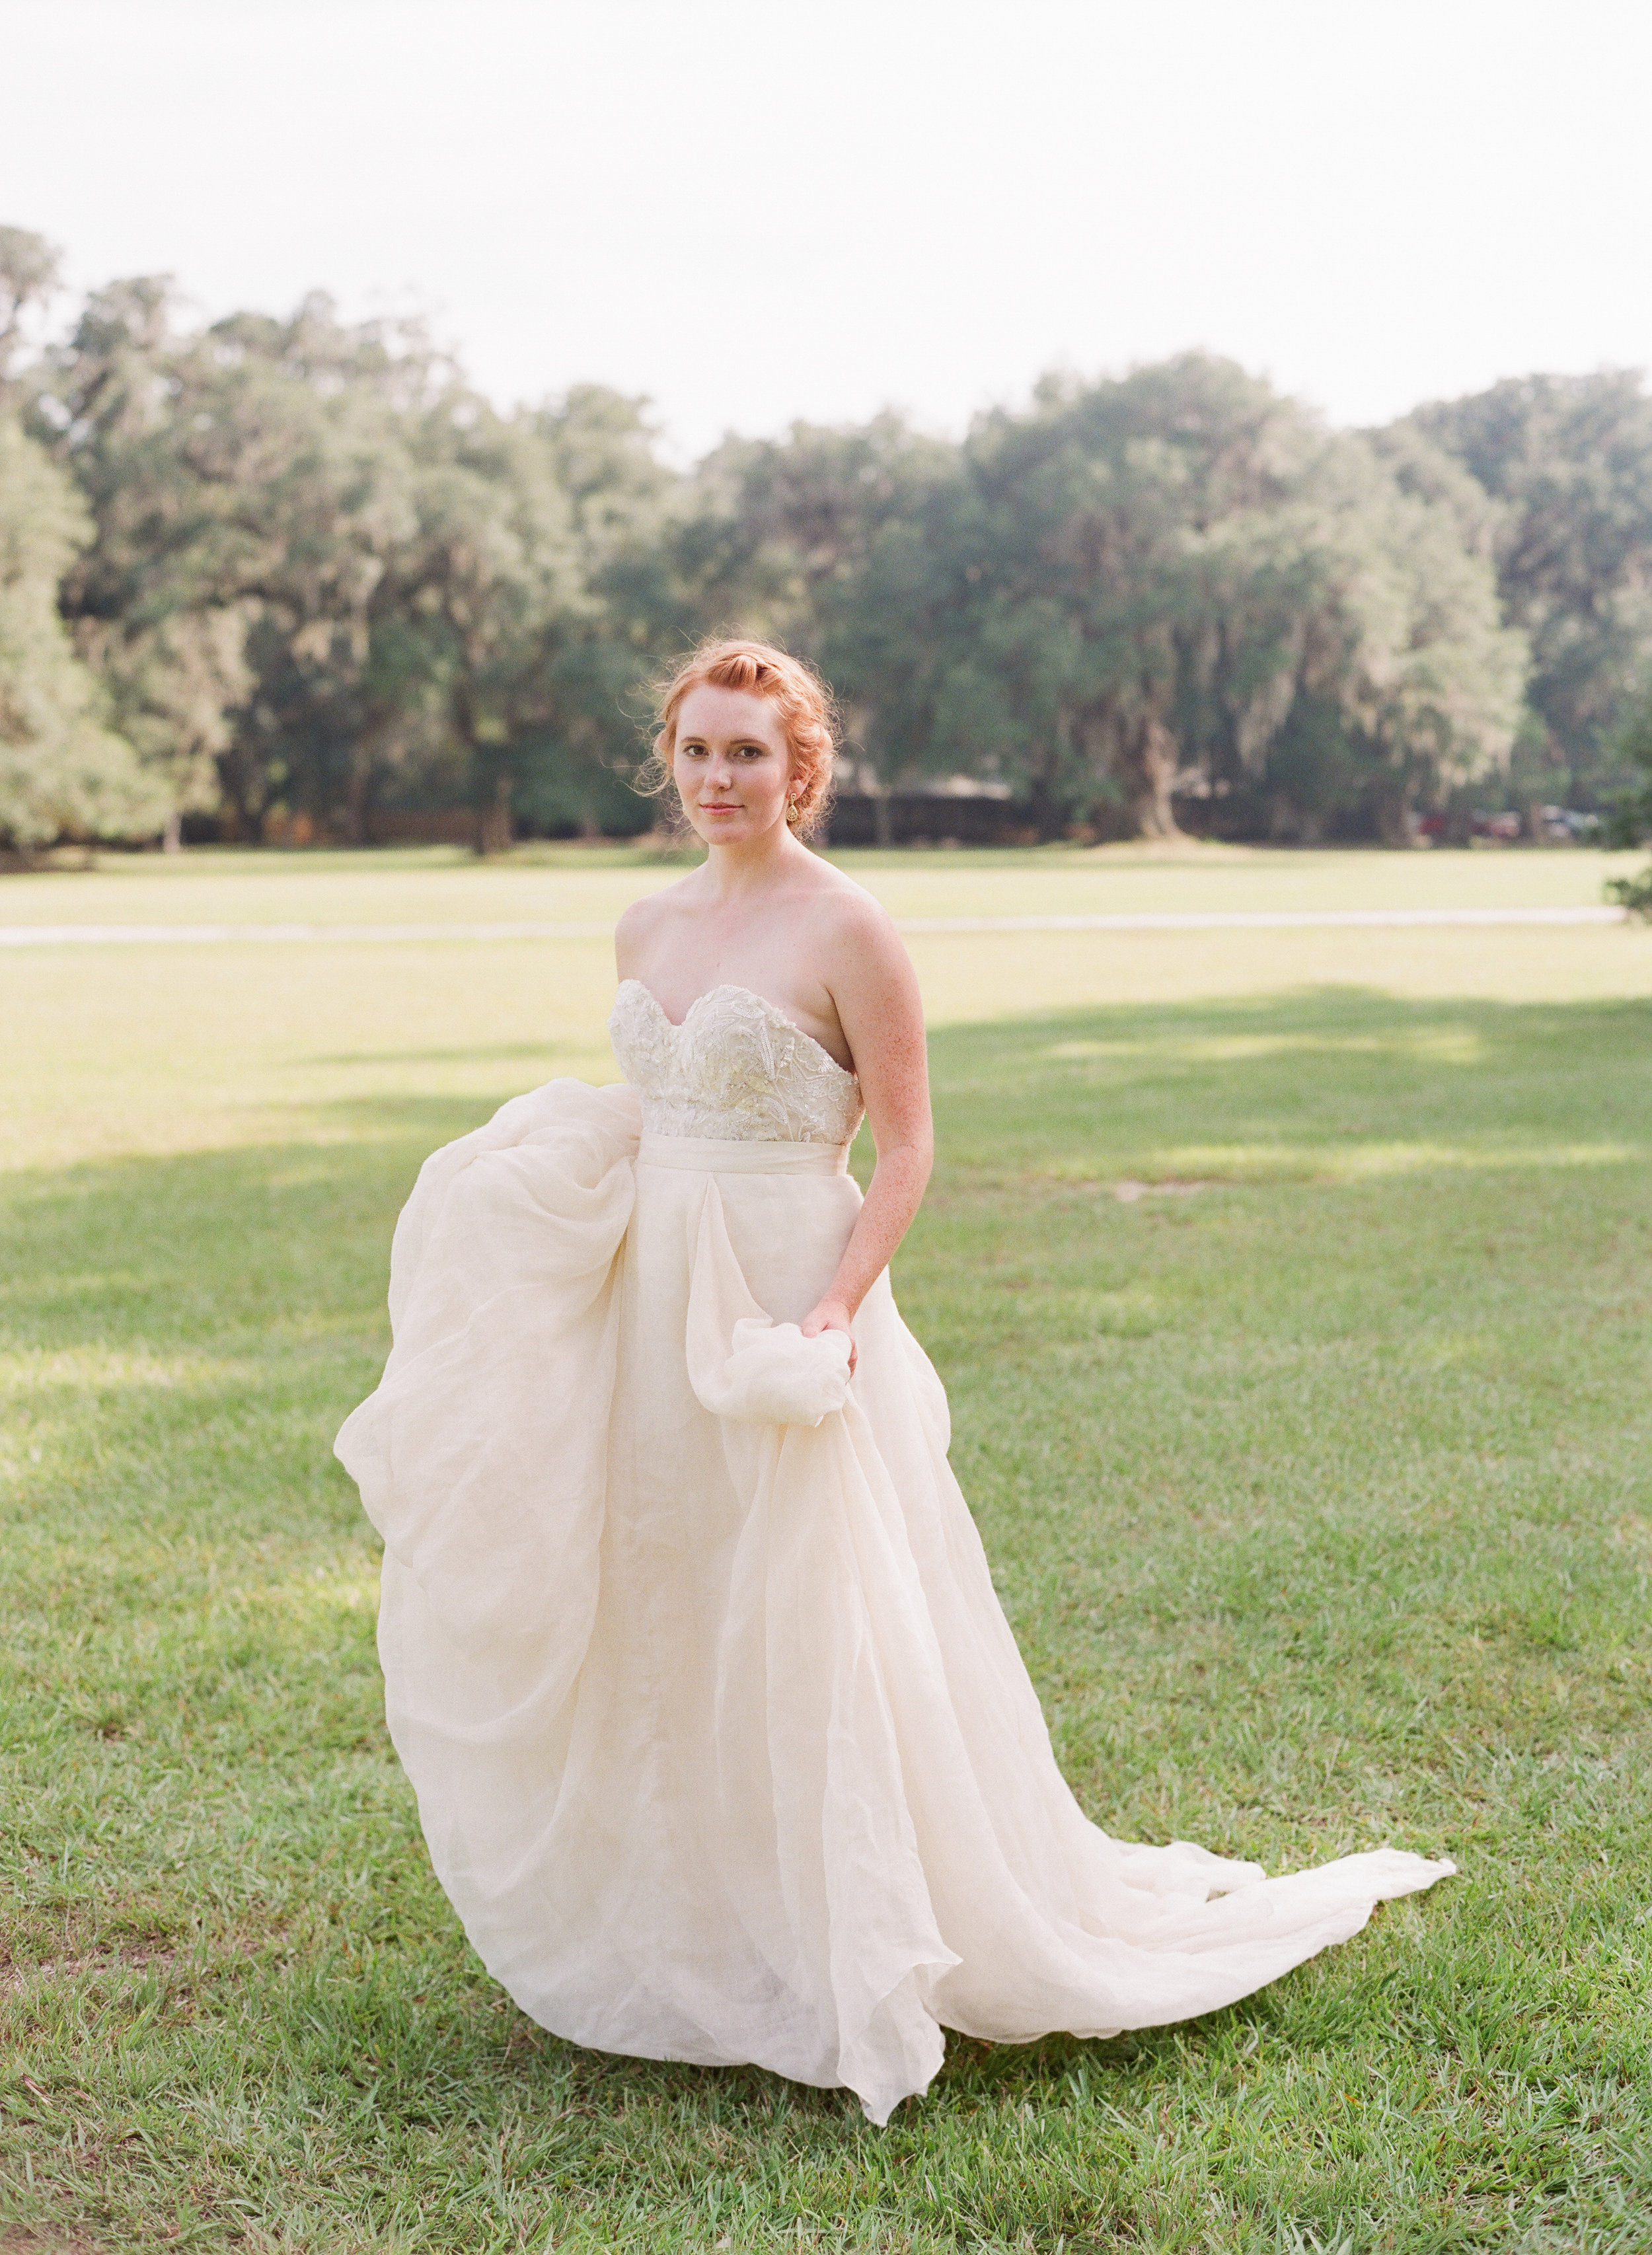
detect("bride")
[336,638,1452,2126]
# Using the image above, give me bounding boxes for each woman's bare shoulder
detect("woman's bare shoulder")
[615,871,705,951]
[802,860,897,932]
[800,863,910,984]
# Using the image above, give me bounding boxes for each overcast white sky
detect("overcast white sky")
[5,0,1650,457]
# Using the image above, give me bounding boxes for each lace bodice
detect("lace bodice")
[609,981,864,1145]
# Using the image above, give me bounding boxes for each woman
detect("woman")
[336,638,1452,2126]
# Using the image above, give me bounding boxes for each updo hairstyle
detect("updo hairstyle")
[647,638,837,835]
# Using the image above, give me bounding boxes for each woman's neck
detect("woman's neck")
[698,825,809,903]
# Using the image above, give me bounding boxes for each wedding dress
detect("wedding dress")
[335,980,1453,2125]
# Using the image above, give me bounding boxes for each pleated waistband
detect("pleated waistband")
[638,1131,850,1177]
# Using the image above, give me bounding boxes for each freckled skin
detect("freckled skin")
[615,684,932,1368]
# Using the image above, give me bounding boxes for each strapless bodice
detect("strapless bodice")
[608,980,864,1146]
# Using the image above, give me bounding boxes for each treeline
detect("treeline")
[4,221,1652,853]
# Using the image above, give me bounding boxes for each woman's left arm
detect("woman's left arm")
[798,902,932,1364]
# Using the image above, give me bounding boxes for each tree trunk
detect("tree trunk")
[346,764,371,849]
[162,806,182,855]
[345,727,390,848]
[1374,784,1419,848]
[1026,767,1067,844]
[476,768,513,857]
[215,749,251,844]
[1128,718,1184,841]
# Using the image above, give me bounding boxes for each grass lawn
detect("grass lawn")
[2,848,1651,2252]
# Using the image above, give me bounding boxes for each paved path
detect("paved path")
[0,905,1630,946]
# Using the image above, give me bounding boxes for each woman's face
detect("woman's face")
[671,684,794,848]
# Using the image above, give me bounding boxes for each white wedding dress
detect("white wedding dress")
[336,981,1453,2124]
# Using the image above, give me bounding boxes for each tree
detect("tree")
[387,400,581,850]
[31,280,445,840]
[0,225,59,388]
[0,412,163,851]
[919,358,1523,840]
[1254,430,1527,844]
[685,413,960,833]
[507,386,695,839]
[1604,681,1652,915]
[1398,373,1652,812]
[26,274,258,836]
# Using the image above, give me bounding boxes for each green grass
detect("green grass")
[3,854,1651,2252]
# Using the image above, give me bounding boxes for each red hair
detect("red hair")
[648,638,837,835]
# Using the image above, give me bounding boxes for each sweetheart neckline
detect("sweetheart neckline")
[615,979,859,1085]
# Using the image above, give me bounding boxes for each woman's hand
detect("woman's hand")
[800,1296,857,1376]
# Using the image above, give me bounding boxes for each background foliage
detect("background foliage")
[5,224,1652,852]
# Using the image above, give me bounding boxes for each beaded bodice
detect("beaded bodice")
[608,981,864,1146]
